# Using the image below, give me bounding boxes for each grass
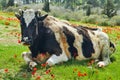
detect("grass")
[0,12,120,80]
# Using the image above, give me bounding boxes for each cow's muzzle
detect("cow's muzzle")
[21,37,32,46]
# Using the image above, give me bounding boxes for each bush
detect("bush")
[4,6,18,12]
[98,19,109,26]
[50,6,86,21]
[81,14,118,26]
[107,20,116,27]
[111,16,120,26]
[91,7,103,15]
[62,11,84,21]
[81,16,89,23]
[81,15,101,24]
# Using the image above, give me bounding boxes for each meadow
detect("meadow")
[0,12,120,80]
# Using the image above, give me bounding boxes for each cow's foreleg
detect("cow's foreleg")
[22,52,37,70]
[46,52,68,66]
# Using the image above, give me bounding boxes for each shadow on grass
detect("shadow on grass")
[55,59,90,67]
[14,64,32,80]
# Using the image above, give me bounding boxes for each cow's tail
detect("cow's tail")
[109,41,116,62]
[109,41,116,54]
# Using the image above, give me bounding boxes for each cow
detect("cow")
[15,9,115,70]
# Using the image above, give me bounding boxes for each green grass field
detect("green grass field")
[0,12,120,80]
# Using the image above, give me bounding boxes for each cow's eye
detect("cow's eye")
[20,23,23,26]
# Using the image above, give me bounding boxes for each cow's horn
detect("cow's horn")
[35,9,41,17]
[19,9,24,16]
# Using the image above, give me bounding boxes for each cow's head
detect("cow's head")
[15,9,48,45]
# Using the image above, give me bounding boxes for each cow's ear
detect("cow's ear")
[38,14,48,21]
[15,13,21,20]
[15,9,24,20]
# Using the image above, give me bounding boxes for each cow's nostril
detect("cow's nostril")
[21,37,32,46]
[23,37,29,41]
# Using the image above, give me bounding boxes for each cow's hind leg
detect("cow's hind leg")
[97,43,111,67]
[46,52,68,66]
[22,52,37,71]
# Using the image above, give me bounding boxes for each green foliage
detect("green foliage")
[98,19,110,26]
[111,16,120,26]
[87,0,100,7]
[64,0,77,11]
[4,6,18,12]
[50,8,85,21]
[0,0,7,9]
[26,0,30,4]
[7,0,14,7]
[86,5,91,16]
[49,6,120,26]
[80,14,120,26]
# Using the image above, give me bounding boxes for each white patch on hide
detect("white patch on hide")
[46,52,68,66]
[23,9,35,27]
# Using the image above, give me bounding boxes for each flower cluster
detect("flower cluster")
[41,62,48,67]
[73,68,87,78]
[4,69,9,73]
[87,59,95,66]
[78,71,87,77]
[32,67,37,76]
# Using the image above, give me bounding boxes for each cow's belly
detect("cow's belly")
[91,38,101,59]
[75,36,101,60]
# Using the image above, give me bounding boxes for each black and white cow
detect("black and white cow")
[15,9,115,70]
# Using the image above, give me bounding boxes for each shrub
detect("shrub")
[81,16,89,23]
[88,15,99,24]
[62,11,84,21]
[107,20,116,27]
[4,6,18,12]
[111,16,120,26]
[91,7,103,15]
[50,6,85,21]
[81,15,101,24]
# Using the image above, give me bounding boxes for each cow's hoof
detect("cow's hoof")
[97,61,105,67]
[27,67,32,72]
[29,61,37,70]
[46,60,54,66]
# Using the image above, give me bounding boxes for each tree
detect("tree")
[104,0,116,18]
[0,0,7,9]
[26,0,30,4]
[114,0,120,9]
[42,0,50,12]
[7,0,14,7]
[64,0,77,11]
[87,0,100,7]
[32,0,36,3]
[86,4,91,16]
